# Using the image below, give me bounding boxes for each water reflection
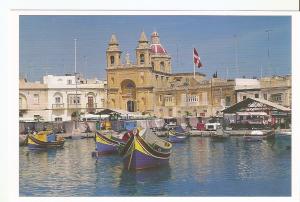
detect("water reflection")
[19,136,291,196]
[118,166,171,196]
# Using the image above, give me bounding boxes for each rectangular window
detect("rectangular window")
[271,93,282,102]
[55,97,61,103]
[33,94,39,104]
[68,95,81,105]
[263,93,268,100]
[186,95,199,103]
[54,117,62,122]
[255,94,259,98]
[243,96,246,100]
[225,96,231,106]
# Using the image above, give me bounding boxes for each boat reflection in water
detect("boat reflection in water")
[118,165,171,196]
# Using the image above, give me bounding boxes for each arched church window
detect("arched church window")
[160,61,165,72]
[140,54,145,64]
[126,82,134,88]
[110,56,115,65]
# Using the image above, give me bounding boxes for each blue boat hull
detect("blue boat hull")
[168,135,188,143]
[123,149,169,170]
[94,131,125,155]
[95,141,118,154]
[120,130,172,170]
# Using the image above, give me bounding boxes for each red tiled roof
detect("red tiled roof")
[150,44,167,54]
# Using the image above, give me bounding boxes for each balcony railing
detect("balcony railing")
[68,103,81,109]
[86,103,97,108]
[52,103,64,109]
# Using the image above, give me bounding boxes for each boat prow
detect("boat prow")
[93,130,126,156]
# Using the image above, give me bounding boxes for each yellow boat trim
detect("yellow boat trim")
[27,137,37,145]
[96,134,114,145]
[134,136,170,159]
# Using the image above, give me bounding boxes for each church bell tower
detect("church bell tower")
[136,32,151,67]
[106,34,122,69]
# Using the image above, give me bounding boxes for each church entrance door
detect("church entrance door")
[127,100,135,112]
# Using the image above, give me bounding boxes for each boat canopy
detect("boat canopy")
[140,128,172,150]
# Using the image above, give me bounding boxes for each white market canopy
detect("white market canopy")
[96,108,149,119]
[222,97,291,114]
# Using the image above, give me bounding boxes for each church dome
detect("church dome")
[150,44,167,54]
[150,31,167,54]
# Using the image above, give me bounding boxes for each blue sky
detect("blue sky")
[19,15,291,81]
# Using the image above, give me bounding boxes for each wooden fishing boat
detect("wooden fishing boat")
[172,126,190,136]
[27,131,64,150]
[168,125,189,143]
[243,130,275,142]
[168,131,188,143]
[120,128,172,170]
[93,130,126,156]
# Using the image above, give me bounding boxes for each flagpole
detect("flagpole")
[193,48,195,79]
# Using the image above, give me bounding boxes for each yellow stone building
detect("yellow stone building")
[106,31,236,118]
[106,31,173,114]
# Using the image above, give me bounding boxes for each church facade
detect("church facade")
[106,31,236,118]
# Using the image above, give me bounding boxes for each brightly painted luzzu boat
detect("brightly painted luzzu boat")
[168,126,189,143]
[94,130,126,155]
[27,131,64,150]
[120,128,172,170]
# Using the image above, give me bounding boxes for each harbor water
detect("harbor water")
[19,136,291,196]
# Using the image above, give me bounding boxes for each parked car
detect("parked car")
[205,117,222,131]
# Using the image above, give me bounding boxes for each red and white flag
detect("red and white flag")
[193,48,203,68]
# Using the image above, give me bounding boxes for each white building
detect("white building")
[235,78,261,102]
[19,79,49,122]
[234,76,291,108]
[19,75,107,122]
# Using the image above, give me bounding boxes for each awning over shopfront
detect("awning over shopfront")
[96,108,148,119]
[222,97,291,114]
